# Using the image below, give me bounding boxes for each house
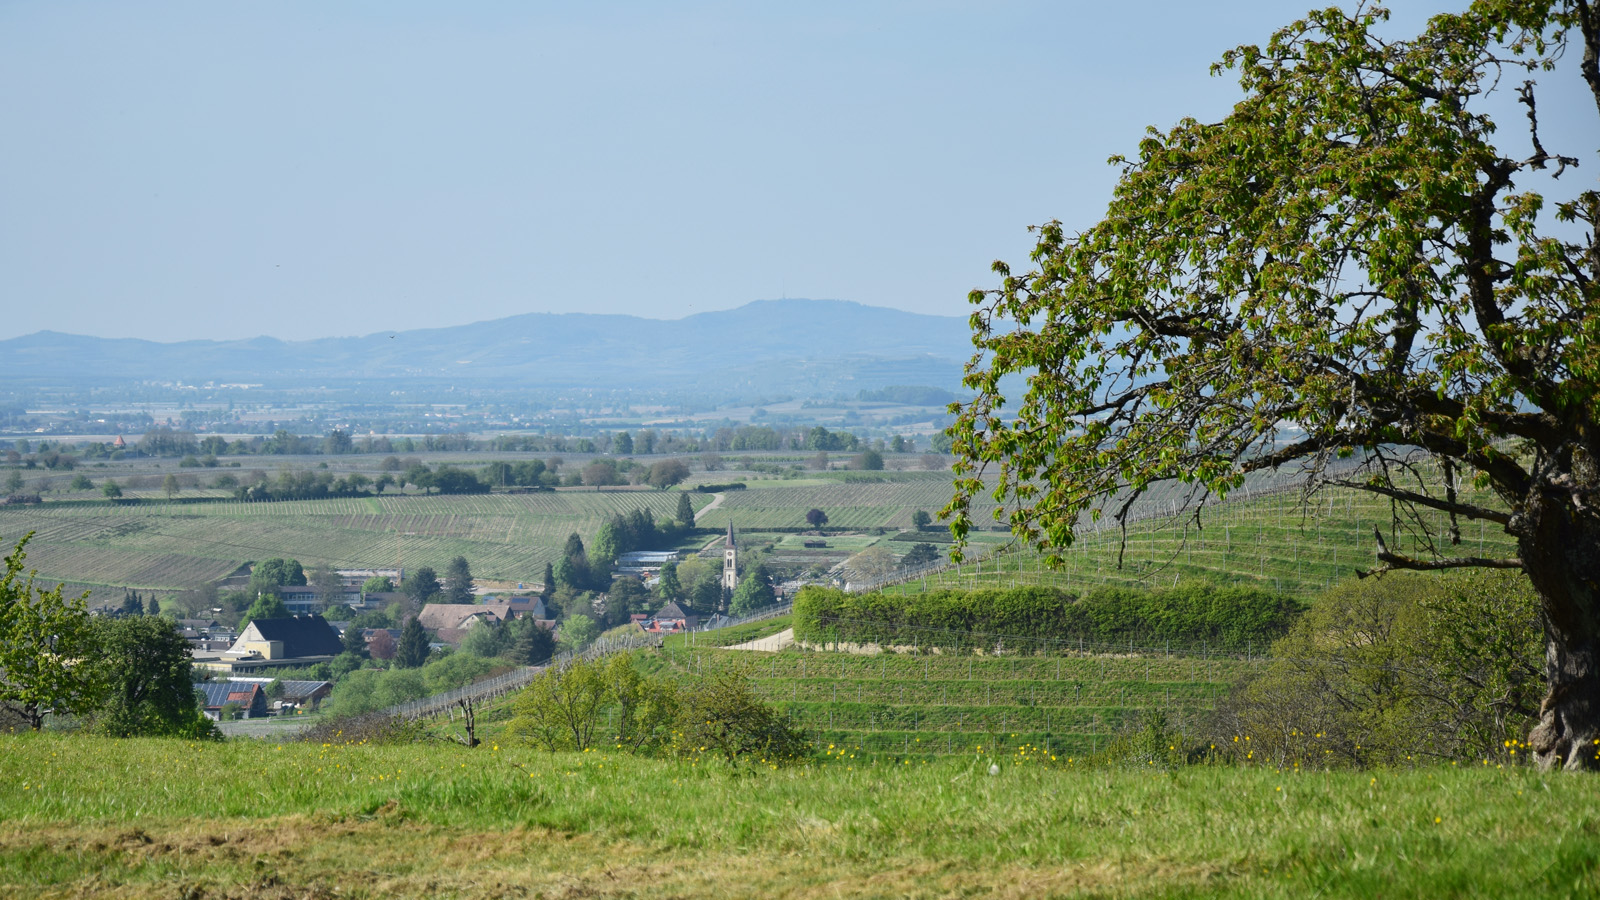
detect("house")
[643,601,698,633]
[225,678,332,713]
[418,603,503,633]
[336,568,404,591]
[614,550,684,581]
[491,595,549,619]
[276,584,367,614]
[198,682,268,720]
[194,614,343,674]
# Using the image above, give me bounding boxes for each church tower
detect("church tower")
[722,520,738,593]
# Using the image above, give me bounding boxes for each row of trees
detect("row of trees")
[21,422,941,464]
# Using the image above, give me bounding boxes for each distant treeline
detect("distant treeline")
[11,422,946,461]
[792,584,1303,653]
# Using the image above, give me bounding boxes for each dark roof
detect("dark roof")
[198,682,264,709]
[225,678,330,701]
[655,601,694,621]
[725,520,736,548]
[246,615,343,658]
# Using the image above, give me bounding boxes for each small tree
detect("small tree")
[911,509,933,530]
[730,564,776,616]
[101,480,122,499]
[853,449,884,471]
[238,592,289,631]
[341,621,368,658]
[161,474,180,498]
[656,561,682,600]
[646,459,691,489]
[509,617,557,665]
[395,617,429,669]
[0,534,103,731]
[367,629,396,661]
[902,543,940,567]
[557,613,600,653]
[362,575,394,594]
[805,508,828,530]
[672,664,808,764]
[510,657,608,751]
[676,491,696,528]
[404,567,442,605]
[444,556,473,604]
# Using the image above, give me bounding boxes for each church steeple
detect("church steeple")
[722,520,738,594]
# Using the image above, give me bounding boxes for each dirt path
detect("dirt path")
[723,627,794,652]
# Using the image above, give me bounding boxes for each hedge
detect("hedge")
[792,583,1302,654]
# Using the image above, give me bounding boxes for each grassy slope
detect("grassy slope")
[3,733,1596,899]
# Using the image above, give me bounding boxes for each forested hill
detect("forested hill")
[0,299,973,394]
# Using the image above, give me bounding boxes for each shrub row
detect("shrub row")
[792,583,1302,653]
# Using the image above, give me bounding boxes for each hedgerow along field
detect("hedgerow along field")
[3,732,1597,899]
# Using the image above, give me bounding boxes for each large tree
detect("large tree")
[0,534,102,731]
[946,2,1600,769]
[404,566,442,606]
[92,616,216,738]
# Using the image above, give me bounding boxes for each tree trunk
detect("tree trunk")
[1517,489,1600,771]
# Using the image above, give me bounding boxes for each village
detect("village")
[178,524,769,722]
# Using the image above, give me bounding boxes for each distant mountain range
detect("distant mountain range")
[0,300,978,397]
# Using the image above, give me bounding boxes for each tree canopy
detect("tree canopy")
[444,556,473,604]
[0,534,102,731]
[945,2,1600,769]
[92,616,216,739]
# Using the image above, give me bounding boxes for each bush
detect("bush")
[296,711,427,746]
[510,654,805,764]
[671,663,808,764]
[792,583,1300,652]
[1210,570,1543,769]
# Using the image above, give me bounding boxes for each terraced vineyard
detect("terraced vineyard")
[654,646,1252,758]
[0,491,703,592]
[887,480,1520,598]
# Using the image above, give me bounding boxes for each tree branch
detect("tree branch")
[1358,525,1523,577]
[1324,477,1512,526]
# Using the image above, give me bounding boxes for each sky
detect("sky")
[1,2,1594,342]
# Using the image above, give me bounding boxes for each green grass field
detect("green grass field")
[2,733,1595,899]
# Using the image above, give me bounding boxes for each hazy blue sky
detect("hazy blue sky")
[2,2,1592,341]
